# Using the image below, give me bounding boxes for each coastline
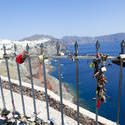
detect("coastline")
[0,59,117,124]
[42,61,74,102]
[0,59,74,102]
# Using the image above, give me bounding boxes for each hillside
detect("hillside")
[62,33,125,45]
[0,39,69,100]
[20,34,56,41]
[19,33,125,46]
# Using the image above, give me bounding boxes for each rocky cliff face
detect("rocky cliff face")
[0,38,70,100]
[19,34,66,55]
[0,39,61,75]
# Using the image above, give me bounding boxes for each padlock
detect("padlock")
[103,88,106,93]
[90,62,94,69]
[98,74,107,84]
[99,89,105,97]
[16,52,28,64]
[50,121,54,125]
[101,74,107,83]
[96,85,101,95]
[101,54,108,66]
[97,83,104,88]
[35,117,43,124]
[20,117,26,122]
[39,55,44,62]
[3,54,9,59]
[60,52,64,56]
[57,52,64,56]
[12,111,21,120]
[44,120,54,125]
[1,108,10,117]
[97,100,101,108]
[96,52,101,57]
[19,122,25,125]
[7,112,13,119]
[93,70,100,79]
[69,55,74,61]
[101,95,106,103]
[101,66,107,72]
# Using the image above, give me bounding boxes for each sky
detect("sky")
[0,0,125,40]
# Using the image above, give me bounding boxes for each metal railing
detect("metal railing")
[0,40,125,125]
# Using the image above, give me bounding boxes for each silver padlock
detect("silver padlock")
[101,66,107,72]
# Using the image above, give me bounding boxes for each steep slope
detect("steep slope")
[0,39,69,99]
[19,33,125,46]
[62,33,125,45]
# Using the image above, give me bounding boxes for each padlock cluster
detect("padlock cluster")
[93,54,108,108]
[0,108,54,125]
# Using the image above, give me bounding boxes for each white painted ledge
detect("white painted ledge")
[0,76,117,125]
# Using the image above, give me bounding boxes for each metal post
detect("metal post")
[56,42,64,125]
[95,40,100,125]
[3,45,16,113]
[26,44,37,118]
[0,77,6,109]
[121,40,125,54]
[14,44,26,116]
[40,43,50,120]
[74,42,80,125]
[117,40,125,125]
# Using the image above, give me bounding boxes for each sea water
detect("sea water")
[49,42,125,125]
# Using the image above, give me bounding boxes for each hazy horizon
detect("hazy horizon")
[0,32,125,41]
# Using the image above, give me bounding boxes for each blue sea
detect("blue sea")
[49,42,125,125]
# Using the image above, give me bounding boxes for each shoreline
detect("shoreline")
[0,58,74,102]
[46,60,74,102]
[30,59,74,102]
